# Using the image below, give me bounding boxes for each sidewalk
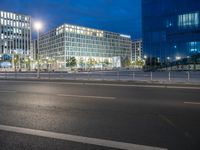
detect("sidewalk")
[1,77,200,88]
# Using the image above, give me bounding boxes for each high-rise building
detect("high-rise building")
[142,0,200,62]
[39,24,132,69]
[0,10,31,57]
[132,39,143,62]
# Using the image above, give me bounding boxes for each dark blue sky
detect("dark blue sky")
[0,0,141,39]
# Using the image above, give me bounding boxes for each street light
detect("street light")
[34,21,43,31]
[34,21,43,78]
[176,56,181,60]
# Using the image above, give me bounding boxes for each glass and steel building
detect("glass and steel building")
[142,0,200,62]
[39,24,132,69]
[132,39,143,62]
[0,10,31,58]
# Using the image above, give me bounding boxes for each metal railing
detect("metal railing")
[0,70,200,83]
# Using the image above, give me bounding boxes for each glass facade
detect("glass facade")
[39,24,132,69]
[142,0,200,62]
[0,10,31,56]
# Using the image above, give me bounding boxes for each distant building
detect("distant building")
[142,0,200,62]
[0,10,31,57]
[39,24,132,69]
[132,39,143,62]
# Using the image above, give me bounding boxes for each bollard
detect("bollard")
[150,72,153,81]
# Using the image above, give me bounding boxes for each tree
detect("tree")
[66,57,77,69]
[102,59,109,67]
[122,57,131,67]
[24,58,31,71]
[79,57,85,68]
[87,58,97,68]
[13,54,20,72]
[135,59,144,67]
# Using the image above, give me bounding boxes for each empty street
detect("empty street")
[0,80,199,149]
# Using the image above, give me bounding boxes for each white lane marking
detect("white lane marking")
[0,124,167,150]
[57,94,116,100]
[184,102,200,105]
[0,90,16,93]
[0,80,200,90]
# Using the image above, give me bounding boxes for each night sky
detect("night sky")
[0,0,141,40]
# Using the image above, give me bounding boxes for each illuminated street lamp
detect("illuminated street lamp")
[34,21,43,78]
[176,56,181,60]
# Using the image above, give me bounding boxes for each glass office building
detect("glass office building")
[39,24,132,69]
[142,0,200,62]
[0,10,31,57]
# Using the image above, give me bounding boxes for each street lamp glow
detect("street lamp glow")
[167,57,170,60]
[34,21,43,31]
[176,56,181,60]
[144,55,147,59]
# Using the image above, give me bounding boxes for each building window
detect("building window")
[188,41,200,53]
[178,12,199,28]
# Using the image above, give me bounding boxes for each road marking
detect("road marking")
[0,90,16,93]
[158,114,176,128]
[57,94,116,100]
[184,102,200,105]
[0,124,167,150]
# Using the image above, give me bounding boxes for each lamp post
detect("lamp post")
[144,55,147,70]
[34,21,43,78]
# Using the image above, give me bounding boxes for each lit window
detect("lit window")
[178,12,199,27]
[189,41,200,53]
[1,19,3,24]
[4,12,6,18]
[1,34,4,39]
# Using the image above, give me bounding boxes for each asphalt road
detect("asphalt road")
[0,80,200,150]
